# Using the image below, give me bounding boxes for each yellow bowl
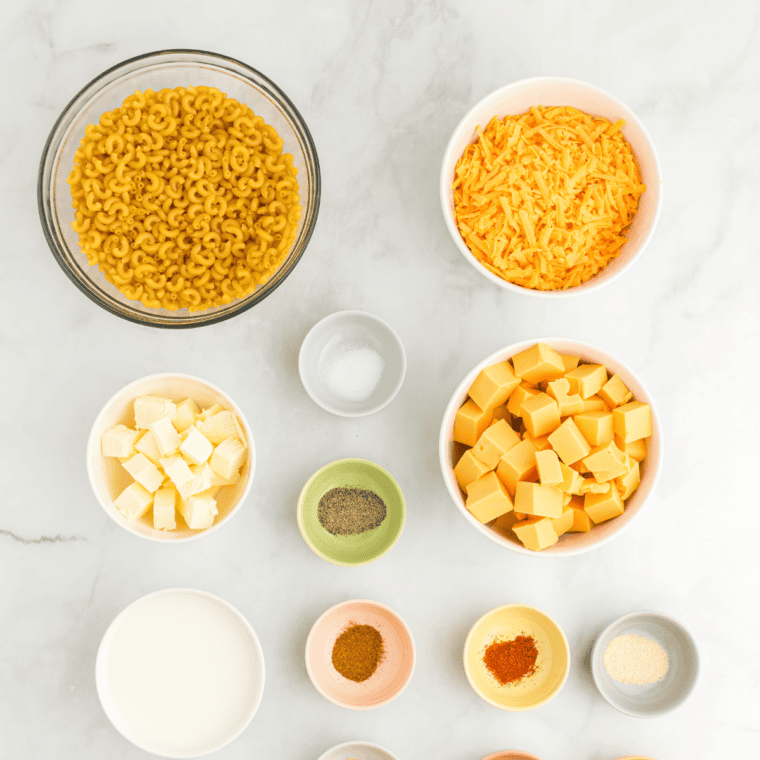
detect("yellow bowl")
[464,604,569,711]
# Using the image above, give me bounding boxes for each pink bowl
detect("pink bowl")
[305,600,415,710]
[482,752,545,760]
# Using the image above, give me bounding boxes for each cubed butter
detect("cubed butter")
[198,410,245,446]
[453,399,493,447]
[584,482,624,523]
[513,516,558,551]
[506,383,540,417]
[153,487,177,530]
[150,415,181,457]
[135,430,162,464]
[514,481,564,518]
[583,441,629,481]
[178,463,214,500]
[512,343,566,384]
[197,403,223,421]
[180,427,213,466]
[496,439,538,495]
[521,393,561,438]
[547,418,591,465]
[615,435,647,462]
[613,401,653,443]
[616,459,641,499]
[122,453,164,493]
[551,506,574,537]
[178,492,218,530]
[454,449,492,490]
[598,374,633,408]
[574,411,614,446]
[173,398,201,433]
[134,396,177,430]
[159,454,194,492]
[546,378,584,417]
[210,468,241,487]
[114,481,154,521]
[468,361,520,411]
[210,438,247,481]
[558,462,584,495]
[101,424,141,458]
[465,471,514,523]
[564,364,607,399]
[472,419,521,468]
[535,449,563,486]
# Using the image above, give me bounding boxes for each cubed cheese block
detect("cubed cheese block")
[496,439,538,495]
[564,364,607,399]
[472,419,521,468]
[512,343,566,384]
[134,396,177,430]
[613,401,653,443]
[198,411,245,445]
[558,462,584,495]
[453,399,493,447]
[574,411,614,446]
[173,398,201,433]
[580,476,611,494]
[135,430,162,464]
[551,506,574,537]
[150,415,181,457]
[560,354,580,372]
[583,441,630,481]
[581,395,610,413]
[491,405,511,423]
[492,510,520,538]
[178,492,218,530]
[513,516,558,551]
[522,431,552,451]
[507,383,540,416]
[514,481,564,518]
[584,482,624,523]
[615,435,647,462]
[535,449,563,486]
[616,459,641,499]
[568,504,592,532]
[546,378,584,417]
[468,361,520,411]
[180,427,213,465]
[153,488,177,530]
[521,393,561,438]
[122,453,164,493]
[465,471,514,523]
[454,449,491,491]
[209,438,247,481]
[101,424,141,458]
[114,481,154,521]
[547,418,591,465]
[160,454,194,492]
[598,374,633,408]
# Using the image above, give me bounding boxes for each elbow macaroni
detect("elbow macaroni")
[67,86,302,311]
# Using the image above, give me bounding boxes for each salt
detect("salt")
[603,633,669,685]
[319,338,385,402]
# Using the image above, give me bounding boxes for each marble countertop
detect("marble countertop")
[1,1,758,757]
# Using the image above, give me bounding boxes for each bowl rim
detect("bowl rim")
[86,371,255,542]
[298,310,407,417]
[439,337,663,557]
[480,752,546,760]
[296,457,406,566]
[95,587,265,758]
[439,75,663,299]
[305,598,416,711]
[590,609,700,718]
[37,48,321,328]
[463,603,570,711]
[316,740,401,760]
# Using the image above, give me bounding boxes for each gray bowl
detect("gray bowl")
[591,611,699,718]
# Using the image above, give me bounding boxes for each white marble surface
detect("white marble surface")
[1,1,758,758]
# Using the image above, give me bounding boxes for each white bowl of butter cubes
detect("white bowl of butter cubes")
[88,373,254,541]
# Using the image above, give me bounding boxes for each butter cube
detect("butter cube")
[616,459,641,500]
[598,374,633,409]
[210,469,240,487]
[546,378,584,417]
[197,403,224,422]
[535,449,563,485]
[178,492,218,530]
[472,419,521,469]
[512,343,566,384]
[583,441,629,481]
[613,401,653,443]
[569,503,592,532]
[506,382,539,417]
[454,449,492,490]
[114,481,154,521]
[134,396,177,430]
[521,393,561,438]
[513,516,558,551]
[465,472,514,523]
[514,481,564,518]
[177,463,214,500]
[160,454,194,491]
[615,435,647,462]
[180,427,213,466]
[551,506,574,537]
[496,439,538,495]
[560,354,580,372]
[122,453,164,493]
[150,415,181,457]
[173,398,201,433]
[584,482,624,524]
[198,411,245,446]
[547,418,591,465]
[135,430,162,464]
[453,399,493,447]
[101,424,141,458]
[468,361,520,412]
[558,462,584,495]
[153,488,177,530]
[574,411,614,446]
[564,364,607,399]
[581,395,611,413]
[209,438,247,481]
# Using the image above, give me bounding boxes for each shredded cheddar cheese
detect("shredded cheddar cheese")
[452,106,645,290]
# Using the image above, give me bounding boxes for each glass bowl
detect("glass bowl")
[38,49,321,328]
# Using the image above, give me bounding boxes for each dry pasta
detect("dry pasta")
[67,86,302,311]
[452,106,645,290]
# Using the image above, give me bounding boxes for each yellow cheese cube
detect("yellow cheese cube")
[583,441,629,481]
[468,361,520,412]
[515,481,564,518]
[546,378,584,417]
[521,393,561,438]
[453,399,493,447]
[551,506,574,537]
[512,516,558,551]
[574,411,614,446]
[535,449,563,486]
[568,503,593,532]
[584,482,624,524]
[615,435,647,462]
[613,401,653,443]
[580,476,611,494]
[491,405,511,423]
[547,418,591,465]
[562,492,572,506]
[560,354,580,372]
[616,459,641,499]
[496,439,538,495]
[564,364,607,399]
[523,431,552,451]
[598,374,633,408]
[492,510,519,538]
[507,383,539,416]
[572,459,591,474]
[472,419,521,468]
[512,343,566,384]
[558,463,584,495]
[581,395,610,413]
[466,472,514,523]
[454,449,492,490]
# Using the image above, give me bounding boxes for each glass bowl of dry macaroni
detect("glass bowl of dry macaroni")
[38,49,320,327]
[440,77,662,297]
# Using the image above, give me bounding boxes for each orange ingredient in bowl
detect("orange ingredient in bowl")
[483,635,538,684]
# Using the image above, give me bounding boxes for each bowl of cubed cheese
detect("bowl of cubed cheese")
[88,373,254,541]
[439,339,662,556]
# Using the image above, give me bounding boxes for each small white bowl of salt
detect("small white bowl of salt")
[299,310,406,417]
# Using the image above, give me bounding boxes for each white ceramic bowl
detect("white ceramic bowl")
[440,76,662,297]
[299,311,406,417]
[316,741,400,760]
[439,338,662,556]
[591,611,699,718]
[87,373,254,542]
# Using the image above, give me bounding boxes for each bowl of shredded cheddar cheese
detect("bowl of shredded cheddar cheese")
[440,77,661,296]
[39,49,320,327]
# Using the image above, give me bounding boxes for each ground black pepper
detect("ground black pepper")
[317,487,387,536]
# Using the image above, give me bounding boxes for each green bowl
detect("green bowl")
[297,458,405,566]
